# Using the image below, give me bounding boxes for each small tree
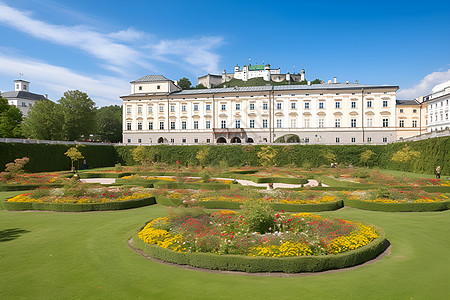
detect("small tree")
[322,150,337,165]
[196,147,210,168]
[391,145,420,164]
[178,77,192,90]
[0,157,30,181]
[359,149,376,166]
[257,146,278,167]
[65,147,84,171]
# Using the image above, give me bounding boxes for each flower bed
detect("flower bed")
[134,208,386,273]
[0,172,67,190]
[2,186,156,212]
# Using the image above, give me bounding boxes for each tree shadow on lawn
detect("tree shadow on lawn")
[0,228,30,242]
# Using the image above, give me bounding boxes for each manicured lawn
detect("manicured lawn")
[1,200,449,299]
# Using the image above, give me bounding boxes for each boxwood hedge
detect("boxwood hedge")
[1,197,156,212]
[344,199,450,212]
[131,226,387,273]
[195,200,343,212]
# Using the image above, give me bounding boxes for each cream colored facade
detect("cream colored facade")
[424,80,450,132]
[395,100,427,140]
[122,75,399,145]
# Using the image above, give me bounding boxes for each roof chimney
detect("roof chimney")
[333,77,337,84]
[346,81,349,84]
[328,79,332,84]
[307,81,311,86]
[355,80,359,84]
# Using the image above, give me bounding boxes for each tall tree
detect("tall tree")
[178,77,192,90]
[58,90,96,141]
[96,105,122,142]
[22,99,64,140]
[0,97,23,138]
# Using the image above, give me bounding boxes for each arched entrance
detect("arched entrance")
[231,137,241,143]
[157,137,164,144]
[216,137,227,143]
[246,138,254,143]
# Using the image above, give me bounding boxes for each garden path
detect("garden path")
[80,177,328,189]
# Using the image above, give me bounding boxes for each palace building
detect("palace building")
[121,75,404,145]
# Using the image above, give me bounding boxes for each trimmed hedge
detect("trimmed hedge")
[152,182,231,190]
[155,196,183,207]
[344,199,450,212]
[196,200,343,212]
[1,197,156,212]
[132,226,387,273]
[255,177,308,184]
[0,184,62,191]
[78,172,132,179]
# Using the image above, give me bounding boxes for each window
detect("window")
[291,118,296,128]
[367,118,373,127]
[235,120,240,128]
[206,104,211,111]
[21,102,26,107]
[181,105,187,112]
[263,103,268,110]
[148,106,153,113]
[304,118,310,128]
[206,120,211,129]
[367,101,372,108]
[305,137,310,143]
[277,103,282,110]
[149,122,153,130]
[194,138,198,143]
[351,119,357,128]
[383,118,389,127]
[412,120,418,127]
[221,104,226,111]
[351,137,356,143]
[304,102,310,109]
[206,138,211,143]
[383,100,388,107]
[319,102,324,109]
[399,120,405,127]
[159,122,164,129]
[194,104,199,111]
[351,101,357,108]
[291,102,296,109]
[182,121,187,129]
[194,121,199,129]
[367,137,372,142]
[137,106,142,114]
[127,139,131,143]
[383,137,388,143]
[139,86,142,91]
[170,138,174,143]
[400,108,404,113]
[235,103,240,110]
[170,122,175,129]
[170,105,175,112]
[335,101,341,109]
[263,119,268,128]
[126,122,131,130]
[138,122,142,130]
[318,118,324,128]
[413,109,417,113]
[276,119,282,128]
[159,105,164,112]
[291,94,295,96]
[157,85,160,90]
[138,139,142,143]
[250,103,255,110]
[221,120,226,128]
[250,120,255,128]
[182,138,186,143]
[335,119,341,128]
[336,137,340,143]
[127,106,131,114]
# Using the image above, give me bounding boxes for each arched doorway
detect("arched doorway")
[246,138,254,143]
[216,137,227,143]
[157,137,164,144]
[231,137,241,143]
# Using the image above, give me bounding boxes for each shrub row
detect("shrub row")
[195,200,344,212]
[152,182,231,190]
[0,184,62,191]
[155,196,183,207]
[344,199,450,212]
[78,172,132,179]
[131,226,387,273]
[1,197,156,212]
[254,177,308,184]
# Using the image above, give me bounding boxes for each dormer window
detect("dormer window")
[23,85,27,90]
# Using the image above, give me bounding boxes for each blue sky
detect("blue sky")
[0,0,449,106]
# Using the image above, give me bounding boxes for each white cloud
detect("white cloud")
[0,53,128,106]
[108,28,149,42]
[397,69,450,98]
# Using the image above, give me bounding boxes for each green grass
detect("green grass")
[374,168,436,179]
[1,197,449,299]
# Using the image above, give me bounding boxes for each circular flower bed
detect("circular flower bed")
[134,203,386,273]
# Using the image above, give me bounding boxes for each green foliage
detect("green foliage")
[64,146,84,170]
[241,201,275,234]
[195,83,207,89]
[353,169,371,178]
[322,150,337,164]
[311,79,323,84]
[178,77,192,90]
[0,157,30,181]
[95,105,122,142]
[257,146,278,167]
[391,145,421,164]
[22,99,64,140]
[344,199,450,212]
[0,97,23,138]
[359,149,376,166]
[196,147,210,167]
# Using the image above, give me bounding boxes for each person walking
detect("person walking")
[435,166,441,179]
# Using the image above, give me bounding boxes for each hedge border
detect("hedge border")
[0,184,62,191]
[344,199,450,212]
[195,200,344,212]
[1,197,156,212]
[131,224,387,273]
